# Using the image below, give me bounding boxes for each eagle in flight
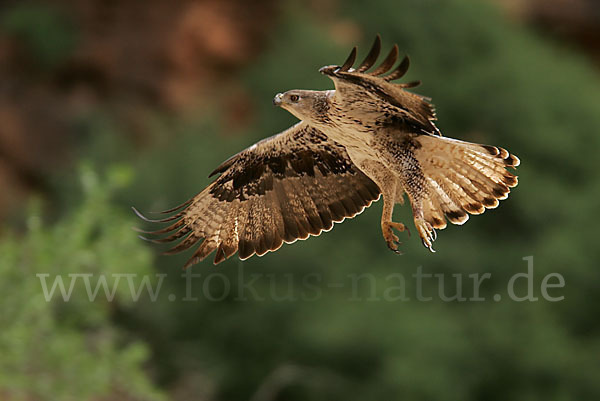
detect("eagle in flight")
[134,35,519,268]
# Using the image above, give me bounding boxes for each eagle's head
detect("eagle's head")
[273,90,331,123]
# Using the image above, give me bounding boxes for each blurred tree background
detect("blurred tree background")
[1,0,599,400]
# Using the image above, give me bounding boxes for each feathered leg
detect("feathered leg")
[396,156,437,253]
[406,195,437,252]
[359,159,409,254]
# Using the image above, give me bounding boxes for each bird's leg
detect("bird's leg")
[396,163,437,253]
[381,191,410,254]
[357,160,409,254]
[410,202,437,253]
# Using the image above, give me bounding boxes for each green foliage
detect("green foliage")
[0,165,164,401]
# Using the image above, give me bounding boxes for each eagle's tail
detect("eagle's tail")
[414,135,520,232]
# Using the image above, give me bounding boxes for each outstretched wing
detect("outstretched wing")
[134,122,381,267]
[319,34,439,135]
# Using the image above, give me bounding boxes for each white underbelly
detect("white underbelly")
[345,144,380,169]
[325,125,380,167]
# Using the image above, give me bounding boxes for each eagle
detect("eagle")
[134,35,519,268]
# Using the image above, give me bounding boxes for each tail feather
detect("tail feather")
[446,161,489,203]
[439,172,485,215]
[414,135,519,229]
[454,156,508,193]
[422,190,447,229]
[444,169,486,214]
[426,175,469,225]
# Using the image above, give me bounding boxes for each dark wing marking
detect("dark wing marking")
[319,34,439,136]
[134,122,381,267]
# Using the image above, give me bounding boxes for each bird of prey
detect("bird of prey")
[134,35,519,268]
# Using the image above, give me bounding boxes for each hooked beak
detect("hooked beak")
[319,65,339,75]
[273,92,283,106]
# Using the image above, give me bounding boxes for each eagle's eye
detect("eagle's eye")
[290,94,300,102]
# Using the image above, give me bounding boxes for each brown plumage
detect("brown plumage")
[134,35,519,267]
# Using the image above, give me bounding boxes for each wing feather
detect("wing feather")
[319,36,439,136]
[135,122,381,266]
[357,34,381,72]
